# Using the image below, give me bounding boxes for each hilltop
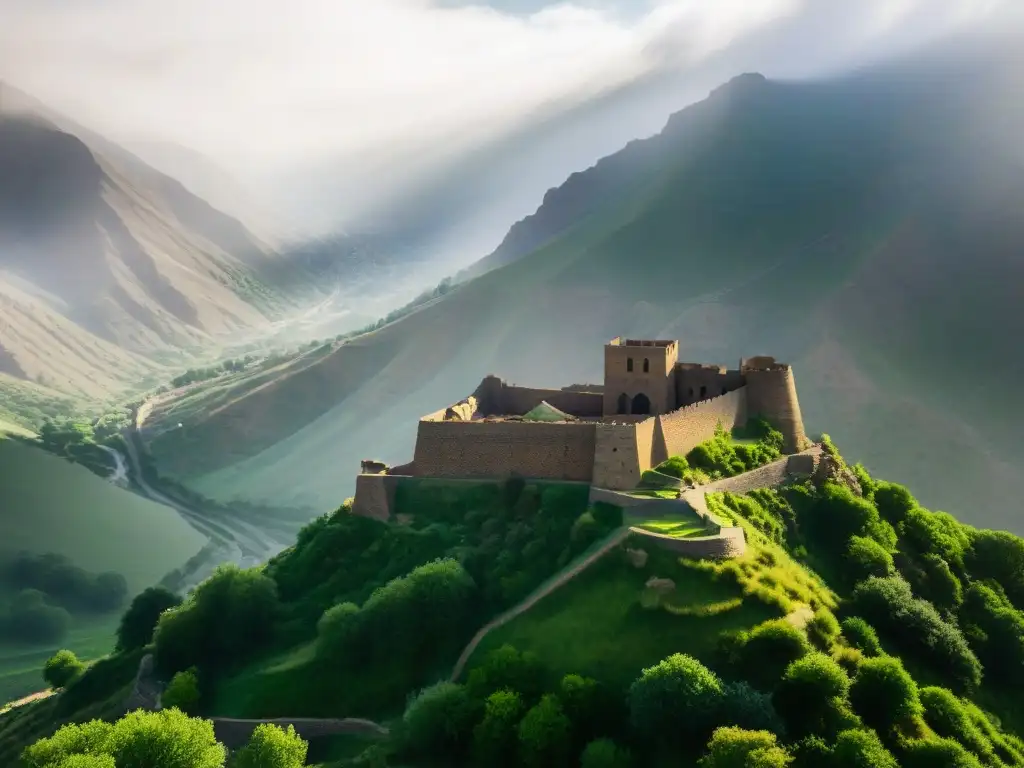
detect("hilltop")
[4,434,1024,768]
[139,47,1024,532]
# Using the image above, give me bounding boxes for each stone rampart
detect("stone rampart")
[592,421,646,490]
[499,384,604,418]
[351,474,401,521]
[654,387,747,464]
[743,366,806,452]
[412,420,597,481]
[702,445,823,495]
[629,527,746,559]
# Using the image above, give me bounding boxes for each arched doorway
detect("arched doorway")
[616,393,629,414]
[631,392,651,415]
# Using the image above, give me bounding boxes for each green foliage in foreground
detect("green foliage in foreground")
[22,709,308,768]
[648,418,785,486]
[42,652,85,691]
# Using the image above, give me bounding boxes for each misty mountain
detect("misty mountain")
[146,39,1024,535]
[0,84,318,402]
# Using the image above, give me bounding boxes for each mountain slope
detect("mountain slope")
[0,85,316,408]
[144,43,1024,530]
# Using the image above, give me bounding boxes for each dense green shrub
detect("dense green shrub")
[518,694,572,768]
[802,483,895,554]
[717,681,785,736]
[43,650,85,689]
[965,530,1024,608]
[698,727,791,768]
[472,690,524,768]
[686,421,782,480]
[580,738,632,768]
[400,682,478,761]
[840,617,882,656]
[901,738,984,768]
[772,653,852,739]
[116,587,181,652]
[903,508,971,572]
[848,655,922,732]
[919,687,1001,765]
[230,723,307,768]
[161,668,200,714]
[3,588,71,643]
[22,709,225,768]
[830,728,898,768]
[959,582,1024,686]
[735,619,811,691]
[872,482,918,526]
[805,608,842,652]
[153,564,280,676]
[466,645,547,705]
[849,575,981,690]
[845,536,895,583]
[628,654,724,747]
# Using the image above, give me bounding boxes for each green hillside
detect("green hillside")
[0,437,205,704]
[6,437,1024,768]
[142,55,1024,534]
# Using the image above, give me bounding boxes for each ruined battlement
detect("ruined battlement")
[351,340,807,519]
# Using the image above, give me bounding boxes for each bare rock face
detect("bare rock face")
[645,577,677,595]
[626,548,649,568]
[444,396,477,421]
[812,454,863,496]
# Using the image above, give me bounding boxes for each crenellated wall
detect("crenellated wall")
[654,387,747,463]
[471,376,604,417]
[412,420,597,481]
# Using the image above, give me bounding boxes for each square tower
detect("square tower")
[603,338,679,416]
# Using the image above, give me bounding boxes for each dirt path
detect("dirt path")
[448,527,631,682]
[1,689,54,714]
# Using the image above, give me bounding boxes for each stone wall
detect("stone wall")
[630,527,746,559]
[674,365,745,408]
[351,474,401,521]
[592,422,646,490]
[412,420,597,481]
[654,387,747,463]
[743,366,807,452]
[702,445,823,495]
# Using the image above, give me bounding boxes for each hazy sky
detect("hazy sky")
[2,0,1016,179]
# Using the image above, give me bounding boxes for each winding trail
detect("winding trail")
[97,444,129,486]
[449,527,631,682]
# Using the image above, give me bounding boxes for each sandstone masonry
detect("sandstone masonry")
[352,338,808,518]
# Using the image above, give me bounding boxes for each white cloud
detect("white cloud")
[0,0,1015,188]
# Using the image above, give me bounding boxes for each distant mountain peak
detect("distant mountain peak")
[708,72,769,99]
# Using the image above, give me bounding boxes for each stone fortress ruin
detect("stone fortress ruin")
[352,338,808,520]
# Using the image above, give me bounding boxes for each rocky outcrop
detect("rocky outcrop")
[812,453,863,496]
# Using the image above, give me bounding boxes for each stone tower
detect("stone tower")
[603,338,679,417]
[740,356,807,452]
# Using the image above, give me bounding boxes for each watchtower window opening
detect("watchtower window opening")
[642,358,650,373]
[626,358,634,372]
[616,393,629,414]
[631,392,651,415]
[699,385,707,399]
[721,387,727,395]
[688,387,694,398]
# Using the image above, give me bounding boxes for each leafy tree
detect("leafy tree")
[628,653,724,746]
[23,709,225,768]
[804,482,894,553]
[316,601,362,661]
[698,727,792,768]
[960,582,1024,686]
[162,668,201,714]
[840,617,881,656]
[916,554,964,612]
[43,649,85,690]
[518,693,571,768]
[230,723,308,768]
[773,653,852,739]
[830,728,898,768]
[116,586,181,651]
[903,508,970,571]
[472,689,524,768]
[736,620,811,690]
[580,738,632,768]
[901,738,984,768]
[400,681,477,761]
[49,756,117,768]
[845,536,895,582]
[153,564,280,675]
[848,655,922,732]
[790,736,832,768]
